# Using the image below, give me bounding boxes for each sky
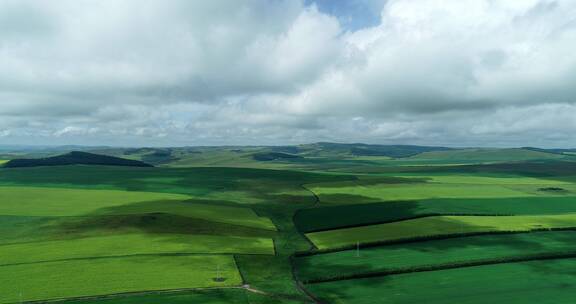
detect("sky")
[0,0,575,147]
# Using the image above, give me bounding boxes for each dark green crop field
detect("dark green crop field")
[295,196,576,233]
[307,258,576,304]
[3,144,576,303]
[295,231,576,282]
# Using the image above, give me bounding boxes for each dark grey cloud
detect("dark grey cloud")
[1,0,576,147]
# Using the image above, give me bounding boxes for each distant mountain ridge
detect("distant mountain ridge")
[1,143,573,168]
[3,151,153,168]
[306,142,453,158]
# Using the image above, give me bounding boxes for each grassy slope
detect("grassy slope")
[0,255,241,304]
[409,148,566,162]
[295,197,576,233]
[0,165,353,303]
[0,234,274,266]
[61,289,253,304]
[60,289,304,304]
[308,258,576,304]
[306,214,576,250]
[0,166,350,204]
[309,182,557,204]
[4,148,576,303]
[0,186,188,215]
[0,213,277,246]
[296,231,576,282]
[0,186,275,230]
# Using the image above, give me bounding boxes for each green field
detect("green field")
[408,148,567,162]
[296,231,576,282]
[4,145,576,303]
[295,197,576,232]
[0,186,189,215]
[307,214,576,250]
[0,186,275,230]
[59,289,303,304]
[0,255,241,303]
[391,173,572,184]
[308,181,557,204]
[0,234,273,266]
[307,258,576,303]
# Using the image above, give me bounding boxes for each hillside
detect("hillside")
[3,151,153,168]
[297,142,452,158]
[409,148,566,162]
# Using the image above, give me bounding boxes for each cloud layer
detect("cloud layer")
[0,0,575,147]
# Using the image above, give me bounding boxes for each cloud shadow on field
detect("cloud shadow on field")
[48,199,277,241]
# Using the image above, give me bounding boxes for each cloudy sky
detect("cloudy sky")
[1,0,575,147]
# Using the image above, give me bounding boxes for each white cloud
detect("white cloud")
[0,0,575,147]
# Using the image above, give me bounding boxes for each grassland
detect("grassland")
[308,181,560,204]
[307,258,576,303]
[0,165,343,303]
[408,148,567,162]
[0,255,241,303]
[306,214,576,250]
[0,186,275,230]
[389,173,572,184]
[295,197,576,232]
[0,234,273,266]
[5,145,576,303]
[60,289,303,304]
[296,231,576,282]
[0,186,189,216]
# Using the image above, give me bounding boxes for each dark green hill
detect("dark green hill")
[299,142,452,158]
[252,152,303,161]
[3,151,153,168]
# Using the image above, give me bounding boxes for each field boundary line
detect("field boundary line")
[0,252,275,268]
[284,184,326,303]
[8,286,248,304]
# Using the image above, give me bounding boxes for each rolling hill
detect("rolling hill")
[3,151,153,168]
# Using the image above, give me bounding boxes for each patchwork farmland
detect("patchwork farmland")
[3,144,576,303]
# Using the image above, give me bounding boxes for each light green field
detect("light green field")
[0,160,8,165]
[0,255,241,303]
[0,234,273,266]
[0,186,189,215]
[307,214,576,250]
[307,258,576,304]
[409,148,565,162]
[296,231,576,282]
[393,174,571,185]
[0,187,275,230]
[309,182,543,203]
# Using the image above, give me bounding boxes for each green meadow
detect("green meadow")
[295,196,576,232]
[4,145,576,303]
[308,181,559,204]
[307,258,576,304]
[59,289,301,304]
[0,234,273,265]
[0,255,241,303]
[306,214,576,250]
[296,231,576,282]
